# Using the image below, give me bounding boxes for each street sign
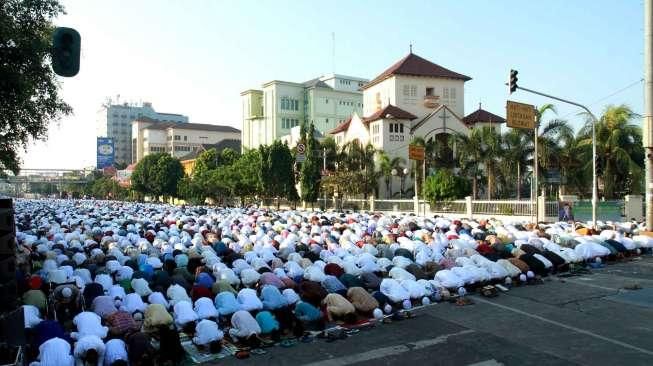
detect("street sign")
[296,143,306,163]
[408,145,425,160]
[506,101,535,129]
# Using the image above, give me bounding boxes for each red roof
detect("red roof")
[363,104,418,123]
[463,107,506,125]
[328,116,352,134]
[362,53,471,90]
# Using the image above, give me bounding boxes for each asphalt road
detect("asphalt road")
[213,256,653,366]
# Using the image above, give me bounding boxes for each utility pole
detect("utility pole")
[644,0,653,230]
[534,121,539,223]
[322,147,327,210]
[511,84,599,229]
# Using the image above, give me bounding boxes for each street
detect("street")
[216,256,653,366]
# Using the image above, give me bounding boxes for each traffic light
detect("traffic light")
[509,69,518,94]
[51,27,80,77]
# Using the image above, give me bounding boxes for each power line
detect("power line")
[560,78,644,119]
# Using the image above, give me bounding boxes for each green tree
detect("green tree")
[377,151,406,199]
[320,136,339,172]
[456,127,501,199]
[218,147,239,167]
[577,104,644,198]
[423,169,471,203]
[260,141,298,207]
[501,129,531,199]
[192,148,219,175]
[89,176,129,200]
[131,153,183,200]
[229,149,262,202]
[337,140,378,198]
[1,0,72,176]
[300,123,321,204]
[177,176,204,205]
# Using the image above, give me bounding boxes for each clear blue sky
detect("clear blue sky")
[22,0,644,169]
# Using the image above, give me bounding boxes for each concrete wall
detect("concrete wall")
[363,77,397,116]
[394,75,465,118]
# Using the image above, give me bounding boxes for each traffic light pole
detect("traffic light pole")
[514,85,599,229]
[644,0,653,230]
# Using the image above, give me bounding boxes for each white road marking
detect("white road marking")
[560,278,622,291]
[473,297,653,356]
[303,329,475,366]
[466,360,504,366]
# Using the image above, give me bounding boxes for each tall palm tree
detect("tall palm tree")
[577,104,644,198]
[456,129,486,199]
[558,135,588,196]
[501,129,531,199]
[512,104,573,197]
[377,151,406,198]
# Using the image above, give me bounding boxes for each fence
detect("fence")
[472,200,534,216]
[429,200,467,214]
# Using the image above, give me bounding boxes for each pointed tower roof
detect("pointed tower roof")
[362,53,472,90]
[363,104,418,123]
[463,103,506,125]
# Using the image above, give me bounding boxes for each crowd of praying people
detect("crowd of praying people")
[11,199,653,365]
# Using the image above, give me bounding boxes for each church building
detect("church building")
[328,51,505,198]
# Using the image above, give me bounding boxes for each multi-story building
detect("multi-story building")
[131,118,240,163]
[330,52,505,198]
[240,73,368,150]
[96,101,189,164]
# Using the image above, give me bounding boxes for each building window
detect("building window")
[451,88,456,99]
[426,87,434,96]
[174,135,180,141]
[282,118,300,129]
[325,118,329,124]
[443,87,450,99]
[410,85,417,97]
[183,136,187,141]
[325,99,328,104]
[403,85,410,96]
[400,123,404,133]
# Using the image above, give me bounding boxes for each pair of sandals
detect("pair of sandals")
[455,297,474,306]
[480,285,499,297]
[235,347,267,359]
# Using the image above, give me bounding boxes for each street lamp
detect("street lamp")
[392,168,409,199]
[391,168,397,198]
[402,168,409,200]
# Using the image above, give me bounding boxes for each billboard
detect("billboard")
[96,137,115,169]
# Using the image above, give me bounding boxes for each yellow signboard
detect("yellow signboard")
[507,100,535,129]
[408,145,425,160]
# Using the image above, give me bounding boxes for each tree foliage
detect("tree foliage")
[423,169,471,203]
[577,104,644,198]
[1,0,72,176]
[300,123,321,203]
[260,140,298,203]
[131,153,183,200]
[85,176,129,200]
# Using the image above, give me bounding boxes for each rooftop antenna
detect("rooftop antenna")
[409,42,413,54]
[331,32,335,75]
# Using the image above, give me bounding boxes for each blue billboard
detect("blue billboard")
[96,137,115,169]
